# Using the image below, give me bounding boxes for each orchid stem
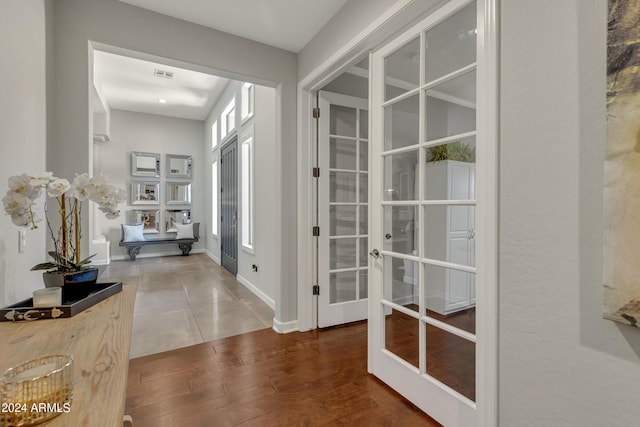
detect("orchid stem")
[60,195,68,268]
[74,198,80,264]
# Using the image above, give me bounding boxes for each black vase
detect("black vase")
[42,268,99,301]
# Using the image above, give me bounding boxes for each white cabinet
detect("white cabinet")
[424,160,475,315]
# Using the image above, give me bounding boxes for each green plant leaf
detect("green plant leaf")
[30,262,59,271]
[77,254,96,266]
[426,142,476,163]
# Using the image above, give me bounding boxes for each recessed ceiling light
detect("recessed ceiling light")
[158,98,167,104]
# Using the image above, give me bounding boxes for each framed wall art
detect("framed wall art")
[128,209,160,234]
[604,0,640,327]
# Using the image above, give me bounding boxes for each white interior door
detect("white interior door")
[369,1,482,425]
[318,91,369,328]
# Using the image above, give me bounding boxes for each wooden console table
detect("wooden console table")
[0,284,136,427]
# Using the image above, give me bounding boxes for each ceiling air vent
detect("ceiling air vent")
[154,69,174,79]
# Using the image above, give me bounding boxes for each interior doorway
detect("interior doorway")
[90,47,278,358]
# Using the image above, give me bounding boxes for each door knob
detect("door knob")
[385,233,392,240]
[369,249,380,258]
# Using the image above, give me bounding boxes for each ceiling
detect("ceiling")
[117,0,349,52]
[93,50,231,121]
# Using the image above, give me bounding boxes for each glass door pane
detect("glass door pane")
[383,150,419,201]
[425,70,477,141]
[383,256,419,312]
[385,308,420,368]
[424,3,477,83]
[425,324,476,400]
[385,37,420,101]
[330,105,357,137]
[384,94,419,150]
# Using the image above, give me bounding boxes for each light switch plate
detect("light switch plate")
[18,230,26,253]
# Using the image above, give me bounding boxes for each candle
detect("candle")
[1,355,74,426]
[33,287,62,307]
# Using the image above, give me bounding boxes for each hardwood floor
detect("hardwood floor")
[126,321,442,426]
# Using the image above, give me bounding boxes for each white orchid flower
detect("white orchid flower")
[10,212,31,227]
[8,174,32,193]
[8,174,41,199]
[69,173,92,201]
[3,190,37,229]
[115,188,127,203]
[2,191,30,214]
[88,173,108,187]
[30,172,55,187]
[47,178,71,198]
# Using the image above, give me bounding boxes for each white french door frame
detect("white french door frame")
[318,91,370,328]
[296,0,498,425]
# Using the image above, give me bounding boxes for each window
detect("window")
[241,126,254,251]
[241,83,255,122]
[221,98,236,140]
[211,158,218,236]
[211,120,218,151]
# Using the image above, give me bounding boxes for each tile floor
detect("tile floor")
[99,253,274,358]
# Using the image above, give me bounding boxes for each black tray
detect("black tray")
[0,282,123,322]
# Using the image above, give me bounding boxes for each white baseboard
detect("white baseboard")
[204,250,221,265]
[272,318,298,334]
[402,275,417,286]
[111,248,205,261]
[236,274,275,310]
[393,295,415,306]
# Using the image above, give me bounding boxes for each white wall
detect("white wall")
[51,0,298,323]
[0,0,48,307]
[204,82,277,307]
[94,110,205,259]
[500,0,640,425]
[298,0,402,80]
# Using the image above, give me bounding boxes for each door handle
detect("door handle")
[385,233,392,240]
[369,249,381,259]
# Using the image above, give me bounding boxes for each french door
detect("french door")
[317,91,369,328]
[369,0,495,425]
[220,137,238,275]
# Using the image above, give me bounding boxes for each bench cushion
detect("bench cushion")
[175,223,194,239]
[122,224,145,242]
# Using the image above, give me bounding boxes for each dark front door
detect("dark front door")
[220,137,238,275]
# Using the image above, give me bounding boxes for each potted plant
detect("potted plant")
[426,141,476,163]
[2,172,126,294]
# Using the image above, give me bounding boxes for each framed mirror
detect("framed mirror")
[166,182,192,205]
[165,209,191,233]
[130,181,160,205]
[166,154,193,179]
[128,210,160,234]
[131,151,161,177]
